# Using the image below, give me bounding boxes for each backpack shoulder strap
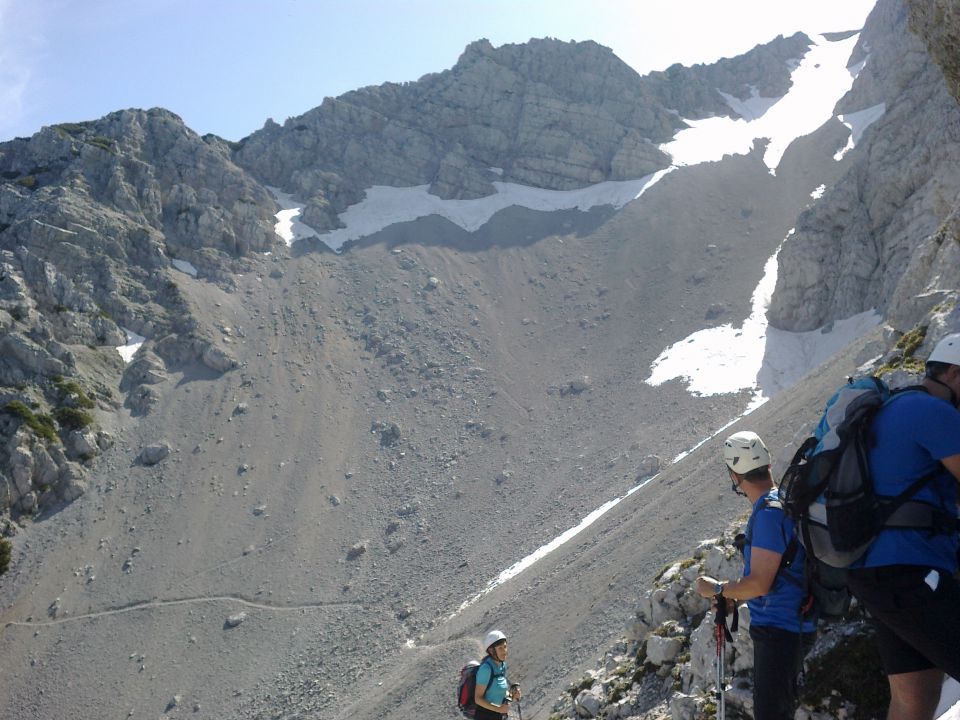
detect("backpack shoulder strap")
[476,656,497,696]
[752,496,800,575]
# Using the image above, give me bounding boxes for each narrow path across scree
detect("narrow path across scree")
[3,594,363,630]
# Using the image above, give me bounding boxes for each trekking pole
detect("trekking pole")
[713,594,735,720]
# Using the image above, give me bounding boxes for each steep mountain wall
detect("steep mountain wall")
[768,0,960,337]
[234,35,810,233]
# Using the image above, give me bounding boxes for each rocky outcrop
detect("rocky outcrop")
[0,109,274,513]
[548,527,887,720]
[0,111,273,374]
[906,0,960,99]
[234,35,810,233]
[642,32,811,119]
[768,0,960,334]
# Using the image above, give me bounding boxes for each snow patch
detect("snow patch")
[117,328,145,364]
[313,168,673,252]
[834,102,886,161]
[646,241,881,405]
[267,186,320,246]
[660,34,861,174]
[451,471,662,618]
[810,184,826,199]
[171,258,197,277]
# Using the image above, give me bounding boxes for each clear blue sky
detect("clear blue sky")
[0,0,877,143]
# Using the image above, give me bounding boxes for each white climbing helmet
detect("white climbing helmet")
[723,431,771,473]
[484,629,507,650]
[928,333,960,367]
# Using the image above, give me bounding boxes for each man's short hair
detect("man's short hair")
[739,465,771,483]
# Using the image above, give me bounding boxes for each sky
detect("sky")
[0,0,878,143]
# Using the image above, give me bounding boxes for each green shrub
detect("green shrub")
[3,401,57,442]
[15,175,37,189]
[53,406,94,431]
[0,538,11,576]
[52,377,95,409]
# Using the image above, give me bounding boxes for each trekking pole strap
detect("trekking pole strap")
[714,594,736,642]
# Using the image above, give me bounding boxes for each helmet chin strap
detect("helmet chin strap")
[729,472,747,498]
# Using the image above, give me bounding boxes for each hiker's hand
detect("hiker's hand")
[696,576,720,598]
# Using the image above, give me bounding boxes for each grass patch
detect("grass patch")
[877,324,929,376]
[3,401,57,442]
[15,175,37,189]
[894,325,927,357]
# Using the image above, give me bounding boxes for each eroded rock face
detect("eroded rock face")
[235,35,810,231]
[768,0,960,333]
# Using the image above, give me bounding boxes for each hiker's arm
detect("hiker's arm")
[941,453,960,483]
[474,681,510,714]
[696,548,781,601]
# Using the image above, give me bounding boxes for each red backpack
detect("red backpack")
[457,657,495,717]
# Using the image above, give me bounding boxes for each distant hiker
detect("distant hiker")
[845,334,960,720]
[696,431,816,720]
[474,629,520,719]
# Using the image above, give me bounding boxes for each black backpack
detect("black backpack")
[779,376,954,618]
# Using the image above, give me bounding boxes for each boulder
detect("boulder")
[138,442,171,465]
[201,343,236,373]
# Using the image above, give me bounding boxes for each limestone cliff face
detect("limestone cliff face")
[0,108,276,513]
[906,0,960,99]
[767,0,960,338]
[234,35,809,232]
[0,108,275,345]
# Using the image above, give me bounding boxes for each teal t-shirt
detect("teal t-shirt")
[475,657,509,705]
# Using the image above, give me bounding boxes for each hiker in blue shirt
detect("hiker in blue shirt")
[696,431,816,720]
[847,333,960,720]
[474,630,520,720]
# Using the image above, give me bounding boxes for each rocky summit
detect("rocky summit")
[0,1,958,719]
